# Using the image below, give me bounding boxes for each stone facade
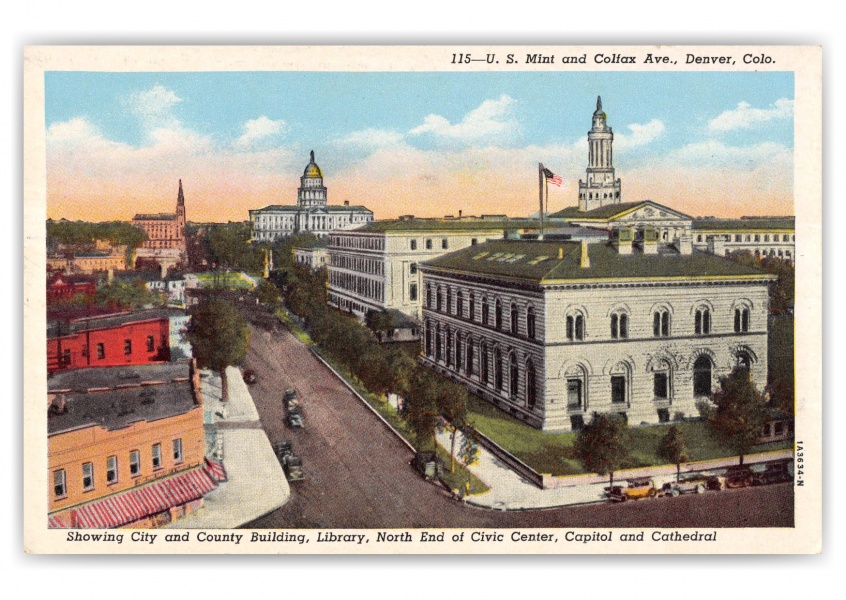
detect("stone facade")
[132,180,188,272]
[578,96,622,211]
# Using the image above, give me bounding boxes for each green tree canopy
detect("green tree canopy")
[96,279,161,309]
[657,425,689,482]
[186,299,250,401]
[708,367,770,465]
[572,412,630,487]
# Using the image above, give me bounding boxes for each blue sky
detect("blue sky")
[45,70,794,222]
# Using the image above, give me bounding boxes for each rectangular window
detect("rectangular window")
[611,376,626,404]
[654,373,669,399]
[426,239,433,250]
[106,455,118,484]
[735,234,742,242]
[151,444,162,470]
[471,238,478,246]
[409,283,418,302]
[442,239,449,249]
[567,379,583,408]
[82,462,94,491]
[124,339,132,355]
[96,343,105,359]
[129,450,141,476]
[53,469,67,498]
[409,263,417,274]
[146,335,155,352]
[410,240,417,250]
[172,438,184,463]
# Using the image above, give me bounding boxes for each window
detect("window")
[695,308,711,335]
[409,283,418,302]
[410,240,417,250]
[456,291,463,317]
[129,450,140,476]
[436,287,443,312]
[426,285,432,308]
[466,337,474,375]
[53,469,67,498]
[442,239,449,249]
[734,307,750,332]
[567,379,583,409]
[510,303,519,334]
[106,455,118,484]
[435,324,442,361]
[471,238,478,246]
[480,341,489,384]
[469,293,475,322]
[124,339,132,355]
[735,234,742,242]
[735,351,753,372]
[455,336,462,371]
[425,320,432,356]
[495,299,503,330]
[146,335,155,352]
[653,310,670,337]
[654,372,669,399]
[611,375,626,404]
[527,306,536,340]
[693,355,713,397]
[509,352,519,399]
[754,234,760,242]
[409,263,418,274]
[151,444,162,470]
[173,438,183,463]
[446,329,453,366]
[526,359,537,409]
[494,347,503,391]
[446,288,452,314]
[426,239,433,250]
[96,343,105,360]
[657,408,670,423]
[481,297,489,326]
[570,415,585,431]
[82,462,94,491]
[610,312,628,339]
[566,313,585,341]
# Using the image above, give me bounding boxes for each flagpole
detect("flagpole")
[538,163,545,240]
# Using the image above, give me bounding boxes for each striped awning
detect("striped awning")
[204,458,227,483]
[48,514,67,529]
[54,467,217,529]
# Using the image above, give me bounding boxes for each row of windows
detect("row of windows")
[59,335,165,366]
[580,190,620,200]
[697,233,795,243]
[328,271,384,301]
[52,439,183,499]
[425,287,538,340]
[330,254,385,275]
[409,238,475,251]
[329,235,385,251]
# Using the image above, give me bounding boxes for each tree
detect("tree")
[457,424,481,496]
[97,279,161,309]
[708,367,770,465]
[657,425,689,482]
[404,370,441,449]
[572,412,629,487]
[437,382,468,473]
[255,279,281,308]
[186,299,250,402]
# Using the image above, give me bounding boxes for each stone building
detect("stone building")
[578,96,622,211]
[249,151,373,241]
[419,235,774,432]
[132,179,188,272]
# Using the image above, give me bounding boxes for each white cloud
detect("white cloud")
[615,119,666,149]
[409,94,519,145]
[670,139,792,170]
[708,98,794,132]
[335,128,406,150]
[236,116,287,148]
[126,84,183,130]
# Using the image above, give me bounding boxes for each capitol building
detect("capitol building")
[249,151,373,242]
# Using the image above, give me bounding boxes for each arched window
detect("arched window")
[495,299,503,330]
[445,329,452,366]
[510,303,519,334]
[565,366,585,409]
[509,351,519,399]
[435,324,442,362]
[465,336,474,375]
[566,312,585,341]
[481,297,489,326]
[695,307,711,335]
[426,285,431,308]
[651,359,672,401]
[456,291,464,318]
[526,306,536,340]
[610,311,628,339]
[734,307,750,332]
[468,293,475,322]
[494,347,503,391]
[653,309,670,337]
[425,320,432,356]
[693,355,713,397]
[526,358,537,409]
[735,351,753,373]
[610,363,629,405]
[455,334,462,371]
[436,286,442,312]
[480,341,489,384]
[446,287,452,314]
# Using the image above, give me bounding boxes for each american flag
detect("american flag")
[543,168,563,187]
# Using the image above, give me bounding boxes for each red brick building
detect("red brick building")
[46,273,98,304]
[47,308,185,373]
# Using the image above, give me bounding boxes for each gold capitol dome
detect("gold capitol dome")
[303,150,324,179]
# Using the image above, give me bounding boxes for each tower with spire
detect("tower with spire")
[175,178,186,234]
[578,96,622,211]
[297,150,328,208]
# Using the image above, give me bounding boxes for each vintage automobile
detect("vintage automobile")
[725,465,754,488]
[287,412,304,429]
[283,455,305,481]
[606,477,659,501]
[242,369,257,384]
[752,461,793,486]
[283,389,300,412]
[705,475,726,491]
[274,440,294,462]
[662,473,708,497]
[413,451,444,481]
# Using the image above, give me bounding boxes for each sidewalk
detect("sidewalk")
[167,366,289,528]
[435,427,793,510]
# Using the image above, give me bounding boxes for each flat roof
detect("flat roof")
[48,362,197,435]
[549,200,694,221]
[421,239,772,283]
[48,307,187,338]
[347,217,549,234]
[692,217,795,231]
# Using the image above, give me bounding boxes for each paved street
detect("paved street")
[239,318,794,529]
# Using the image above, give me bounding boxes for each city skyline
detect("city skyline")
[46,71,795,223]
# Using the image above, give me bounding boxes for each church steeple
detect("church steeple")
[177,179,185,206]
[175,179,186,229]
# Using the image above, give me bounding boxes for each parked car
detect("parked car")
[705,475,726,491]
[752,461,793,486]
[607,478,659,501]
[283,455,305,481]
[662,473,708,497]
[287,412,304,429]
[283,389,299,412]
[725,465,754,488]
[274,440,294,462]
[242,369,257,384]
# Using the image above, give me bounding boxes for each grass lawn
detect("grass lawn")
[194,271,255,289]
[275,307,314,346]
[466,394,792,477]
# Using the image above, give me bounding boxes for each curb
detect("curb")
[310,349,417,454]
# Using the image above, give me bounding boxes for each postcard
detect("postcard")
[23,45,821,554]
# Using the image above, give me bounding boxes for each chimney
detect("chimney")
[459,210,463,218]
[580,240,590,268]
[344,200,350,206]
[678,232,693,255]
[707,236,726,257]
[613,227,634,255]
[642,227,658,255]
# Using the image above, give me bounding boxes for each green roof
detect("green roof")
[421,239,772,283]
[549,200,693,221]
[692,217,795,231]
[293,237,330,249]
[351,217,546,234]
